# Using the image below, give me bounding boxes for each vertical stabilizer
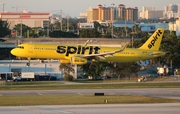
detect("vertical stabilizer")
[138,28,164,51]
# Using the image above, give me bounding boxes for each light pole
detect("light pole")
[60,10,62,31]
[0,2,5,12]
[12,6,25,12]
[47,20,49,37]
[12,6,18,12]
[111,3,115,38]
[20,12,22,38]
[66,15,69,32]
[125,19,127,37]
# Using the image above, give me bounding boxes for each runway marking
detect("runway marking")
[53,110,73,114]
[78,93,84,95]
[109,93,116,95]
[36,93,43,96]
[42,108,73,114]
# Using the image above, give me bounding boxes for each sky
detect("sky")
[0,0,180,17]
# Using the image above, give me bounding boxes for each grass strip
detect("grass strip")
[0,82,180,90]
[0,95,180,106]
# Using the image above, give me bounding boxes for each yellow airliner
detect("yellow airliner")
[11,28,165,65]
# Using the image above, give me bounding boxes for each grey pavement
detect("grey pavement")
[0,103,180,114]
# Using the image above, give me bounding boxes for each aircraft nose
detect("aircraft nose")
[11,49,17,56]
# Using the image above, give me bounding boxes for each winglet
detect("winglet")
[84,40,90,46]
[138,28,164,51]
[114,42,128,53]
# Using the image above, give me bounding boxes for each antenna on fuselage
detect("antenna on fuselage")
[84,39,99,46]
[84,40,90,46]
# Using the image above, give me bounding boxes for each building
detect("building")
[139,22,169,32]
[178,4,180,17]
[0,60,62,80]
[169,22,176,31]
[0,11,50,29]
[126,8,133,21]
[87,4,112,23]
[0,59,87,80]
[142,6,156,12]
[164,4,179,19]
[133,7,138,22]
[176,18,180,36]
[0,60,61,73]
[117,4,126,20]
[77,13,87,19]
[87,4,138,23]
[113,20,135,28]
[139,6,157,19]
[87,7,98,23]
[144,10,163,19]
[126,7,138,22]
[77,23,94,29]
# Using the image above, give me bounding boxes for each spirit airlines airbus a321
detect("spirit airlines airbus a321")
[11,28,166,65]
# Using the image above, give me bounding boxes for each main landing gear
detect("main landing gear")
[26,58,31,66]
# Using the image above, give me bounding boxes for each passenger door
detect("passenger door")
[138,51,142,59]
[28,44,33,53]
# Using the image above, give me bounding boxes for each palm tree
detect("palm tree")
[59,63,75,81]
[0,20,11,37]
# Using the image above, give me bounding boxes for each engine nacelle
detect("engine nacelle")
[59,59,71,64]
[71,57,87,65]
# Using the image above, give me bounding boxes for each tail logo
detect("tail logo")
[148,30,163,49]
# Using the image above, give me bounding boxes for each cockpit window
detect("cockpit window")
[17,46,24,49]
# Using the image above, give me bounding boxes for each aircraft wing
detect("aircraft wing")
[75,43,128,60]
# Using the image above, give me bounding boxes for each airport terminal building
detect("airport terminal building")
[0,11,50,29]
[0,60,63,81]
[0,60,83,81]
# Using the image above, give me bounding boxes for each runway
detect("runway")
[1,88,180,114]
[1,88,180,100]
[0,103,180,114]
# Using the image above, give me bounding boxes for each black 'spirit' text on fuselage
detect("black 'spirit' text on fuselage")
[56,46,101,56]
